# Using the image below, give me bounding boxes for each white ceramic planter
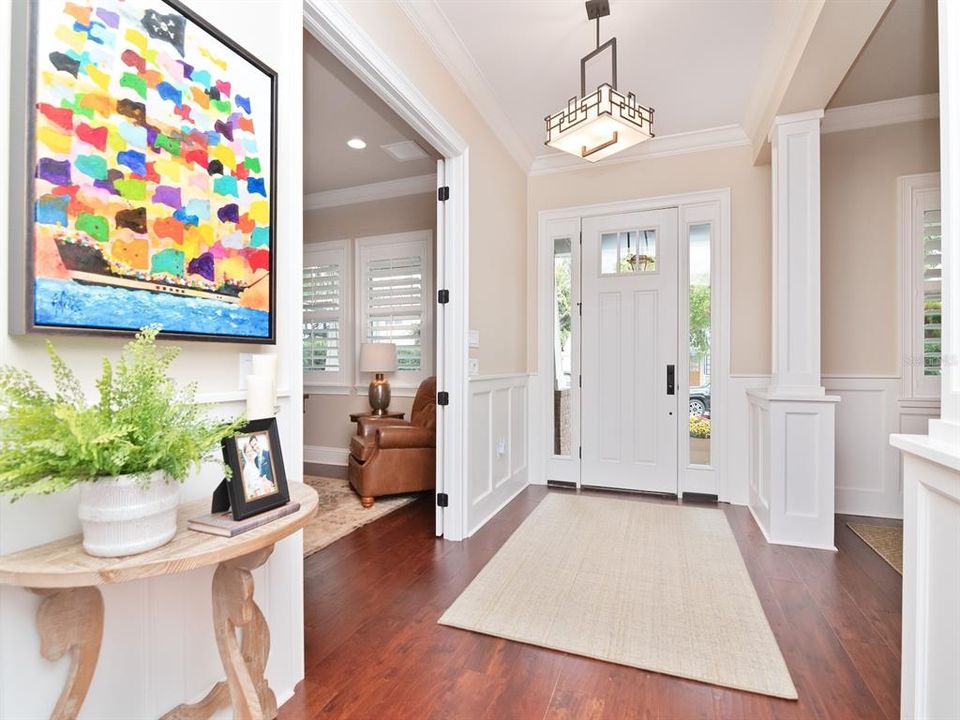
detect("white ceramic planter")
[77,471,180,557]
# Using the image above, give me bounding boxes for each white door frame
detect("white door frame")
[536,189,731,501]
[304,0,470,540]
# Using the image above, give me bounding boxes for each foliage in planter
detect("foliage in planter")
[0,326,244,500]
[689,415,711,439]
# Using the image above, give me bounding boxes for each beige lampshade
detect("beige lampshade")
[359,342,397,373]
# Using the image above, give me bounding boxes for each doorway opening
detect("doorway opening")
[538,191,730,500]
[303,1,471,540]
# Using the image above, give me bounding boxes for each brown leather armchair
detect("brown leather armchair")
[348,377,436,508]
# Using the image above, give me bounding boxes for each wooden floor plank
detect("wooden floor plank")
[279,488,902,719]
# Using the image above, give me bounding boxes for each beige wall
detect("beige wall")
[303,194,435,449]
[821,119,940,376]
[340,1,528,376]
[526,144,773,376]
[305,394,416,449]
[304,192,435,243]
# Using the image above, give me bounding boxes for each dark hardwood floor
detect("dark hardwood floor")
[279,487,902,719]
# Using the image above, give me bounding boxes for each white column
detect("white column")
[770,110,825,396]
[747,110,839,550]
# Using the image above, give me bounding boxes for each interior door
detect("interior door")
[581,208,679,493]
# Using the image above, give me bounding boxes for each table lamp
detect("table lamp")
[359,342,397,415]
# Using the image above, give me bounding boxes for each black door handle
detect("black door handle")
[666,365,675,395]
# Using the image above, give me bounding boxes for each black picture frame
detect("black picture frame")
[8,0,278,344]
[221,418,289,520]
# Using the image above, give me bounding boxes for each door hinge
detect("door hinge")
[437,493,449,507]
[579,374,582,388]
[578,446,582,459]
[438,186,450,202]
[437,391,450,406]
[438,289,450,304]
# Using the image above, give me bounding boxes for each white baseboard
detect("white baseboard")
[304,445,349,466]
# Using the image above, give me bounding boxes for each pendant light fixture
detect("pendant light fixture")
[545,0,654,162]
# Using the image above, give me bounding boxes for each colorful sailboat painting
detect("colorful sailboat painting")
[12,0,276,342]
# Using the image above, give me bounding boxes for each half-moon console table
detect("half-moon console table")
[0,482,319,720]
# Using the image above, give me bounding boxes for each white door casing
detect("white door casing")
[581,209,680,493]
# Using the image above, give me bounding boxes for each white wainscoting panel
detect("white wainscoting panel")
[825,377,904,519]
[467,375,530,536]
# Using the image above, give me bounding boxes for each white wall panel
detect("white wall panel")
[467,375,530,536]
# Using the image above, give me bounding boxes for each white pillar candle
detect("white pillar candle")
[246,374,274,420]
[250,354,277,404]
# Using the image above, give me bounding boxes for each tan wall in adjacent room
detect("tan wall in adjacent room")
[339,1,528,376]
[303,194,435,451]
[526,144,773,376]
[821,119,940,376]
[304,192,435,243]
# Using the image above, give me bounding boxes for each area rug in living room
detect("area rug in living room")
[302,476,420,558]
[846,522,903,574]
[439,493,798,700]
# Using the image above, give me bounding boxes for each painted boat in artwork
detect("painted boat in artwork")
[54,233,249,304]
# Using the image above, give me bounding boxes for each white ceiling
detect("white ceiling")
[412,0,785,165]
[303,32,438,195]
[829,0,938,108]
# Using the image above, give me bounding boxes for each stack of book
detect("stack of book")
[188,502,300,537]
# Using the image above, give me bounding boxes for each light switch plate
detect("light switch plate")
[468,329,480,348]
[469,358,480,376]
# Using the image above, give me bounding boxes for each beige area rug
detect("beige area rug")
[847,522,903,574]
[302,476,419,557]
[439,493,798,700]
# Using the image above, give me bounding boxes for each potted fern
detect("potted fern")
[0,327,243,557]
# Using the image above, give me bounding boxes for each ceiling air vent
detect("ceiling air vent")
[381,140,429,162]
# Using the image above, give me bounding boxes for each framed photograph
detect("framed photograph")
[221,418,289,520]
[8,0,277,343]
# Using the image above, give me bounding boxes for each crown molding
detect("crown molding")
[821,93,940,134]
[529,124,750,176]
[395,0,534,172]
[304,173,435,210]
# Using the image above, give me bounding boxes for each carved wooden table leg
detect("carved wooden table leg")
[162,546,277,720]
[29,587,104,720]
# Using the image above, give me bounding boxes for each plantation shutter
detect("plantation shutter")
[357,232,433,385]
[303,241,350,387]
[303,263,341,372]
[365,255,424,372]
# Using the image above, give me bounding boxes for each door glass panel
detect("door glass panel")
[600,230,657,274]
[553,237,573,456]
[688,223,711,466]
[922,208,942,376]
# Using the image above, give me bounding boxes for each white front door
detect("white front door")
[581,209,679,493]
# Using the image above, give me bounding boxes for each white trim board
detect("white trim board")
[395,0,532,172]
[304,173,435,210]
[822,94,940,135]
[304,445,350,466]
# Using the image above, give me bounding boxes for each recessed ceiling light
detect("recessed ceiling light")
[347,137,367,150]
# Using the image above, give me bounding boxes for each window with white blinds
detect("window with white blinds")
[899,173,942,401]
[358,232,433,385]
[303,241,349,387]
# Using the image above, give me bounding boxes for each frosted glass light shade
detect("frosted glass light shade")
[545,84,654,163]
[359,342,397,373]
